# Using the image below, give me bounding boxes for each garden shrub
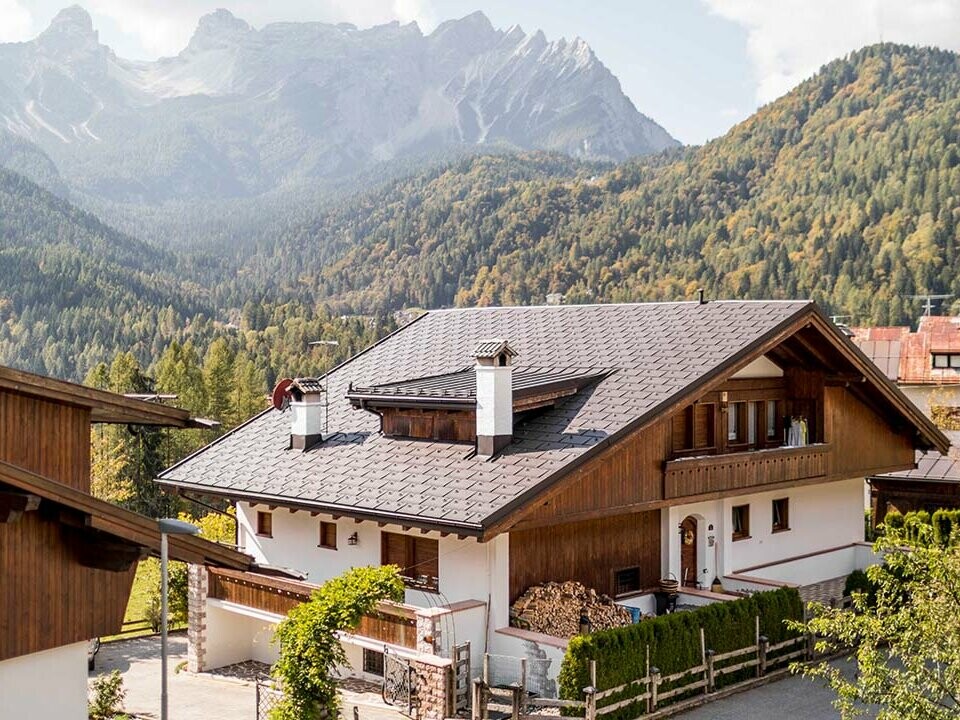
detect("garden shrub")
[558,587,803,718]
[88,670,127,720]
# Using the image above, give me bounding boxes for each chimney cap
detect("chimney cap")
[473,339,518,360]
[291,377,325,394]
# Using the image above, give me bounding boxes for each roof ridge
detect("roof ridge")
[425,299,813,314]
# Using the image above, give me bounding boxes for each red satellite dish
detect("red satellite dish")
[271,378,294,411]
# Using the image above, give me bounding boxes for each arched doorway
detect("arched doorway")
[680,516,699,588]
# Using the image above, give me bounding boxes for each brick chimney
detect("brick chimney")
[474,339,517,457]
[289,378,326,451]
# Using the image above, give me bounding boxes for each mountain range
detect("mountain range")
[0,6,675,214]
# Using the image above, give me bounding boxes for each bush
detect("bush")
[88,670,127,720]
[558,587,803,718]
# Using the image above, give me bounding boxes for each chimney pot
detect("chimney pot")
[474,339,517,457]
[289,378,326,451]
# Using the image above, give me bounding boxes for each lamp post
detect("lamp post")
[158,518,199,720]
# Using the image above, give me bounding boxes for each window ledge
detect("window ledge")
[771,527,791,534]
[732,534,752,542]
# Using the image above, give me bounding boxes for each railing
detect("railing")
[207,567,418,649]
[664,444,830,499]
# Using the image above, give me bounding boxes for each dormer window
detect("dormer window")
[932,353,960,369]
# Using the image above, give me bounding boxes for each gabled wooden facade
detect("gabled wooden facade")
[496,312,942,599]
[0,366,251,663]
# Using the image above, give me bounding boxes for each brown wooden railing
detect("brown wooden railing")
[664,444,830,499]
[207,567,417,649]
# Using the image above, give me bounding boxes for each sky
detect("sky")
[5,0,960,144]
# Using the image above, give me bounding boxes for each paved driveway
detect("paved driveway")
[91,635,254,720]
[674,659,873,720]
[90,634,406,720]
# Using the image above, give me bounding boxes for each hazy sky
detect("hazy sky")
[6,0,960,144]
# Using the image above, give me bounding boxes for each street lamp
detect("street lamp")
[158,518,199,720]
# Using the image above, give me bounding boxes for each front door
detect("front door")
[680,516,698,588]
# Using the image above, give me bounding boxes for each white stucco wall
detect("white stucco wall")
[236,502,499,610]
[665,478,866,587]
[899,384,960,421]
[205,601,280,669]
[0,641,88,720]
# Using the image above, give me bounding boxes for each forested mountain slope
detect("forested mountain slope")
[0,167,215,377]
[265,44,960,325]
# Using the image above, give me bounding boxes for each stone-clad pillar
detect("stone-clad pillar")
[187,564,209,673]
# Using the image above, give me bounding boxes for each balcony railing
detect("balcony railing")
[663,443,830,499]
[207,567,417,649]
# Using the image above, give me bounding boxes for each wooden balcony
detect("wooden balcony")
[664,444,830,499]
[207,567,417,649]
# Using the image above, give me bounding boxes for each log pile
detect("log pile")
[510,581,633,637]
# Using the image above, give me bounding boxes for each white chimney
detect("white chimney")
[289,378,326,451]
[474,339,517,457]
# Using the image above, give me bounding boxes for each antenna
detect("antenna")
[906,294,953,318]
[828,315,851,324]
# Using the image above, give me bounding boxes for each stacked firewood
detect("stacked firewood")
[510,581,633,637]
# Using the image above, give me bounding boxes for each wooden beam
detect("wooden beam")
[0,490,41,523]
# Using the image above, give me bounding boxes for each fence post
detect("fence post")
[803,606,815,660]
[520,657,527,713]
[510,684,523,720]
[471,679,483,720]
[754,616,761,679]
[650,667,661,711]
[699,627,708,695]
[705,649,716,693]
[483,654,490,684]
[645,646,651,714]
[583,685,597,720]
[758,635,769,677]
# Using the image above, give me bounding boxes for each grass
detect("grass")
[102,560,186,642]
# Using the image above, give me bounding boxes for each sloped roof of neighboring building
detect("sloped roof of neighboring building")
[158,300,945,535]
[874,430,960,485]
[852,317,960,385]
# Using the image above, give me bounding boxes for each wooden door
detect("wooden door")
[680,516,698,588]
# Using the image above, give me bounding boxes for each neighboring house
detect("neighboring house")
[0,365,253,720]
[850,316,960,421]
[852,318,960,521]
[158,300,944,701]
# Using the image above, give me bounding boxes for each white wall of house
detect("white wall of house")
[0,641,88,720]
[236,502,499,610]
[899,384,960,421]
[664,477,866,587]
[205,600,280,669]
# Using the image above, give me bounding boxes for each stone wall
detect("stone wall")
[187,564,209,673]
[412,657,453,720]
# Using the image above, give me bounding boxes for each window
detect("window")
[747,402,758,445]
[932,353,960,369]
[381,532,439,591]
[766,400,778,440]
[614,567,641,596]
[732,504,750,541]
[256,511,273,537]
[772,498,790,533]
[727,402,747,444]
[319,521,337,549]
[363,648,384,676]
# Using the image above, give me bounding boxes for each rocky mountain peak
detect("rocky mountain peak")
[186,8,252,52]
[37,5,98,55]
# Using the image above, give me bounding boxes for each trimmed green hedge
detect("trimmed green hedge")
[881,508,960,546]
[558,587,803,718]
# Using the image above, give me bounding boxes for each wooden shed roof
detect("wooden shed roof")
[0,365,213,428]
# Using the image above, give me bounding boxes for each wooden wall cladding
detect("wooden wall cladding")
[0,390,91,492]
[0,511,134,661]
[515,417,672,527]
[824,386,915,477]
[381,407,476,442]
[508,510,660,601]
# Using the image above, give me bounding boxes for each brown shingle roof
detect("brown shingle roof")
[874,431,960,484]
[158,301,816,531]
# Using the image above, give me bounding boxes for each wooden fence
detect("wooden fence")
[471,617,811,720]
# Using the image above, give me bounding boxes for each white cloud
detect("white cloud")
[0,0,33,43]
[84,0,438,58]
[704,0,960,104]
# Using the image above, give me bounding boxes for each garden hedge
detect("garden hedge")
[557,587,803,718]
[880,508,960,546]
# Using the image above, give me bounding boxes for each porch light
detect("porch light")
[348,531,359,545]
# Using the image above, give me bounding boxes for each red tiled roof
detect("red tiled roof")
[851,317,960,385]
